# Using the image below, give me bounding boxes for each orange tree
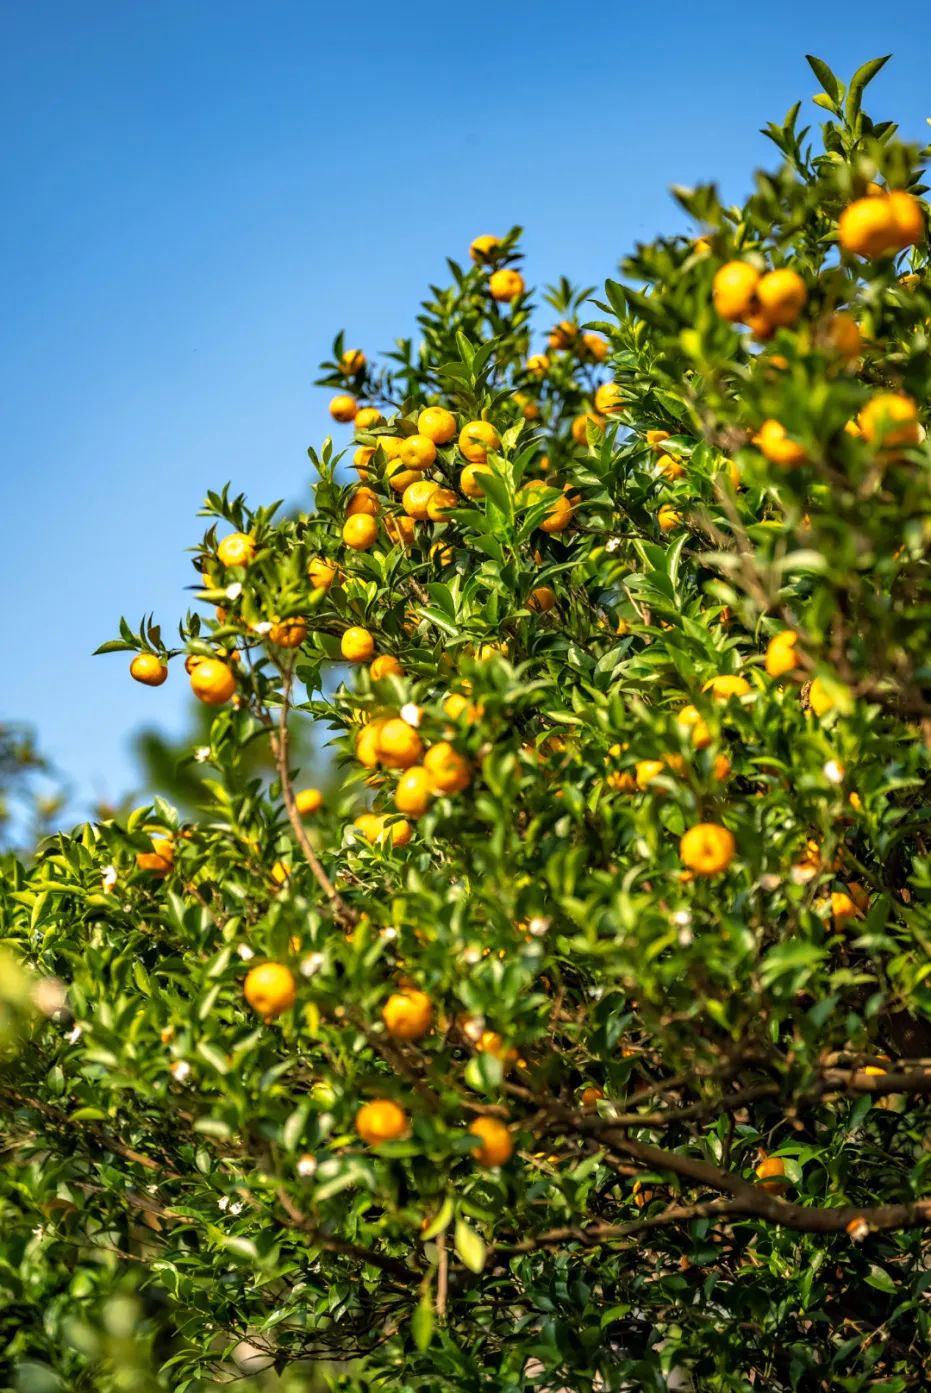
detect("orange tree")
[3,54,931,1393]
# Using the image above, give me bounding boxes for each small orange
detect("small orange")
[703,674,751,700]
[136,837,174,875]
[190,658,236,705]
[857,393,920,449]
[657,504,682,533]
[217,532,256,568]
[526,353,550,375]
[268,617,307,648]
[826,312,862,360]
[755,419,807,467]
[395,765,432,817]
[469,233,500,263]
[244,962,296,1019]
[370,654,403,680]
[130,652,168,687]
[571,411,605,444]
[712,261,761,321]
[308,557,337,589]
[460,463,493,498]
[755,268,807,327]
[417,406,457,444]
[581,332,609,361]
[580,1086,604,1110]
[384,514,416,546]
[632,1180,655,1209]
[424,741,471,794]
[356,1098,408,1145]
[887,190,925,248]
[295,787,323,816]
[459,421,500,463]
[594,382,624,415]
[329,394,358,423]
[528,585,557,613]
[386,459,421,493]
[426,487,458,520]
[677,704,711,749]
[468,1116,513,1166]
[346,487,380,518]
[341,627,375,663]
[353,811,385,843]
[755,1156,788,1193]
[342,514,379,551]
[382,989,433,1041]
[377,718,424,769]
[766,630,800,678]
[838,197,898,258]
[489,268,524,301]
[679,822,735,876]
[646,429,670,452]
[548,320,577,350]
[340,348,365,376]
[399,434,438,470]
[402,478,440,519]
[354,406,384,432]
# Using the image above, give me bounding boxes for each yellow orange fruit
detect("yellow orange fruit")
[384,514,416,546]
[268,618,308,648]
[130,652,168,687]
[342,514,379,550]
[826,312,862,359]
[581,332,609,361]
[679,822,736,876]
[489,268,524,301]
[887,190,925,247]
[399,434,438,470]
[755,268,807,327]
[308,557,337,590]
[528,585,557,613]
[340,348,365,376]
[755,419,807,467]
[857,393,920,449]
[594,382,624,415]
[376,718,424,769]
[766,630,800,678]
[423,741,471,794]
[839,197,898,258]
[402,478,440,519]
[136,837,174,876]
[330,394,358,423]
[217,532,256,568]
[426,487,458,521]
[703,674,751,700]
[755,1156,788,1192]
[657,505,682,533]
[190,658,236,705]
[548,320,577,350]
[295,787,323,816]
[677,704,711,749]
[341,627,375,663]
[244,962,296,1019]
[356,1098,408,1145]
[459,420,500,463]
[468,1116,514,1166]
[354,406,384,432]
[417,406,457,444]
[395,765,432,817]
[571,411,605,444]
[460,463,493,498]
[370,654,403,680]
[346,486,380,518]
[469,233,500,263]
[712,261,761,321]
[526,353,550,375]
[382,989,433,1041]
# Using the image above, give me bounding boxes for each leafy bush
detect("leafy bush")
[3,54,931,1393]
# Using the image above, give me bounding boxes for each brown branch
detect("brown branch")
[275,1186,415,1281]
[436,1230,449,1319]
[271,671,354,925]
[495,1198,745,1254]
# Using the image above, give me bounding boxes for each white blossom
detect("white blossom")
[217,1196,230,1212]
[170,1060,191,1083]
[229,1201,244,1216]
[823,759,845,785]
[194,746,211,763]
[225,582,243,601]
[380,926,398,942]
[101,864,118,891]
[462,945,482,965]
[300,952,324,977]
[672,910,692,927]
[236,943,255,961]
[400,703,422,728]
[605,537,622,553]
[528,916,551,937]
[253,619,272,634]
[297,1154,317,1178]
[65,1024,83,1045]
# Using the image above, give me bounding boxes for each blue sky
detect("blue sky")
[2,1,930,818]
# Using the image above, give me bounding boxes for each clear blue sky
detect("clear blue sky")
[2,1,930,818]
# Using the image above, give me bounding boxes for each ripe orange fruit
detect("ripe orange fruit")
[459,420,500,463]
[755,419,807,467]
[356,1098,408,1145]
[417,406,457,444]
[520,479,575,532]
[136,837,174,875]
[703,674,751,700]
[346,487,380,517]
[469,1116,513,1166]
[548,320,577,350]
[807,677,837,717]
[460,463,493,498]
[382,989,433,1041]
[581,332,609,361]
[646,429,670,452]
[190,658,236,705]
[386,459,421,493]
[766,630,800,678]
[887,190,925,247]
[857,393,920,448]
[424,741,471,794]
[295,787,323,816]
[370,654,403,680]
[402,478,440,519]
[443,692,481,724]
[755,268,807,327]
[580,1085,604,1110]
[838,197,897,257]
[342,514,379,550]
[657,505,682,533]
[431,540,454,565]
[354,406,384,432]
[469,233,500,262]
[712,261,761,321]
[826,312,862,359]
[355,721,386,767]
[130,652,168,687]
[384,514,416,546]
[217,532,256,568]
[341,627,375,662]
[635,759,666,790]
[377,718,424,769]
[399,434,438,470]
[244,962,296,1019]
[632,1180,655,1209]
[594,382,624,415]
[679,822,736,876]
[489,268,524,301]
[676,704,711,749]
[526,353,550,375]
[269,618,307,648]
[353,811,384,843]
[426,487,458,521]
[308,557,337,590]
[528,585,556,613]
[330,394,358,423]
[340,348,365,376]
[395,765,432,817]
[755,1155,788,1192]
[571,411,606,444]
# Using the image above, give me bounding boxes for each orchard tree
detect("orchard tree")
[4,54,931,1392]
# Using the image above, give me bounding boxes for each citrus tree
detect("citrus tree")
[4,54,931,1393]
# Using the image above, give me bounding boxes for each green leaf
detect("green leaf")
[421,1194,455,1241]
[845,56,891,123]
[805,55,841,105]
[412,1294,434,1351]
[454,1217,486,1274]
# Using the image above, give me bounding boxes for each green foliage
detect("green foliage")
[3,56,931,1392]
